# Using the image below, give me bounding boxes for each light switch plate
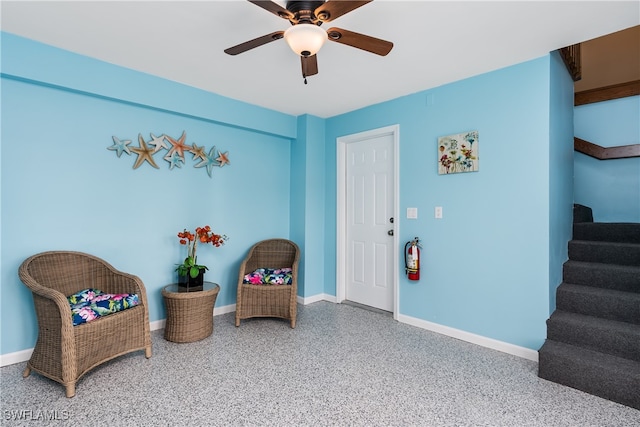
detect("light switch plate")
[435,206,443,219]
[407,207,418,219]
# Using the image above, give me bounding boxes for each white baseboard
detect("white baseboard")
[1,300,537,366]
[0,348,33,368]
[397,313,539,362]
[214,303,236,316]
[298,293,336,305]
[311,297,537,361]
[321,294,337,303]
[1,303,239,367]
[149,319,165,331]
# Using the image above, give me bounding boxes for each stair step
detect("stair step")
[573,204,593,223]
[547,311,640,361]
[573,222,640,244]
[569,240,640,267]
[538,340,640,410]
[563,260,640,293]
[556,283,640,325]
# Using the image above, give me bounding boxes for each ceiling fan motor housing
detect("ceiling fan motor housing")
[286,0,326,24]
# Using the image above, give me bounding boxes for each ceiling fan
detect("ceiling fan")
[224,0,393,83]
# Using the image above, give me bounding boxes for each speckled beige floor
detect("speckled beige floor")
[1,301,638,426]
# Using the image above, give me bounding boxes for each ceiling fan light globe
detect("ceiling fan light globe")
[284,23,327,57]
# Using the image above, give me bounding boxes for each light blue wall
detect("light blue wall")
[1,33,296,354]
[289,118,308,291]
[290,115,326,298]
[574,95,640,222]
[325,56,567,350]
[1,33,295,139]
[1,31,574,356]
[548,51,575,313]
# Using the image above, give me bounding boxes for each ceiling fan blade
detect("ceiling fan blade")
[326,27,393,56]
[248,0,294,20]
[224,31,285,55]
[301,55,319,77]
[314,1,371,23]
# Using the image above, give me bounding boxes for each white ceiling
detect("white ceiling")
[2,1,638,118]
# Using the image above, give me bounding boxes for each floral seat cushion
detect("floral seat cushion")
[67,288,140,326]
[243,268,293,286]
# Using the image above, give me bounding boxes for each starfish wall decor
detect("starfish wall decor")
[108,131,230,178]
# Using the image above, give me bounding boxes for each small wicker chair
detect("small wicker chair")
[235,239,300,328]
[18,251,152,398]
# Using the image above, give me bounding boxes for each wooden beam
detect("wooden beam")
[575,137,640,160]
[575,80,640,106]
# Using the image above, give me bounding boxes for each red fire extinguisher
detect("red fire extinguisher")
[405,237,421,281]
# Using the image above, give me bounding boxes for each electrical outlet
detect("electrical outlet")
[435,206,443,219]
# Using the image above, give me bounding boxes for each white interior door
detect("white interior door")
[344,130,395,312]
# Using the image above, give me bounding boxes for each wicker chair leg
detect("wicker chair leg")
[65,384,75,398]
[235,316,240,327]
[290,319,296,328]
[22,366,31,378]
[145,347,152,358]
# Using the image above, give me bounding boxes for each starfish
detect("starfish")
[194,146,220,177]
[165,131,191,160]
[216,150,230,167]
[189,143,208,161]
[164,151,185,170]
[131,133,160,169]
[107,136,132,157]
[148,133,169,153]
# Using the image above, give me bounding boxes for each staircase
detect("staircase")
[538,205,640,409]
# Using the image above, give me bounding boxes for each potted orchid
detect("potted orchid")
[176,226,227,287]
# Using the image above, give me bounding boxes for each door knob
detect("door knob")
[388,229,394,236]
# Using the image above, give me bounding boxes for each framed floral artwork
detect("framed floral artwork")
[438,130,479,175]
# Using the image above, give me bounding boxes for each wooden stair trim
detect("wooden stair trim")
[559,45,581,82]
[575,80,640,106]
[575,137,640,160]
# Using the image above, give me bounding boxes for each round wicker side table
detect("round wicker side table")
[162,282,220,343]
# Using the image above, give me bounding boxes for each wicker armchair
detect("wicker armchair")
[235,239,300,328]
[18,251,152,398]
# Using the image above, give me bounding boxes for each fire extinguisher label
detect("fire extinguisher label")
[408,254,417,269]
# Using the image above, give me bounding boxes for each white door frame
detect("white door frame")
[336,124,400,319]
